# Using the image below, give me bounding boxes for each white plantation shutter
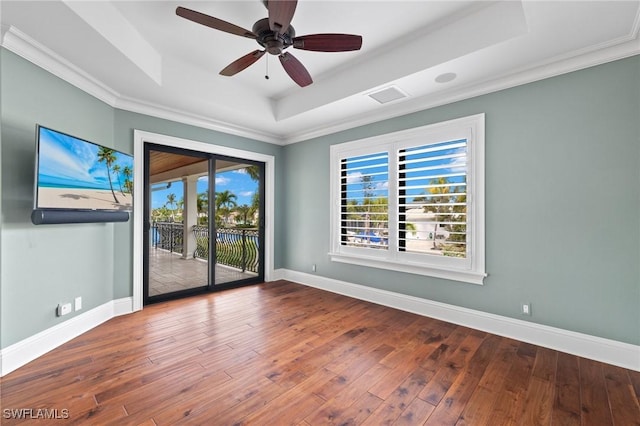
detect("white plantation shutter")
[397,139,468,258]
[330,114,485,285]
[340,152,389,250]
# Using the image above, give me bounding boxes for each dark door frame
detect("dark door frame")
[132,130,275,312]
[143,143,266,305]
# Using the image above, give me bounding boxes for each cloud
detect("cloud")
[346,171,363,184]
[447,153,467,173]
[215,176,230,185]
[39,134,95,183]
[375,181,389,190]
[240,191,254,197]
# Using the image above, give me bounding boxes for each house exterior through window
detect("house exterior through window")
[329,114,486,285]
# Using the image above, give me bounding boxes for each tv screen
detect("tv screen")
[34,125,133,211]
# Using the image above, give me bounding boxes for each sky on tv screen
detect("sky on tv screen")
[38,127,133,191]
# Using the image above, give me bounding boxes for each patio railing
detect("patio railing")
[152,222,183,254]
[152,222,259,273]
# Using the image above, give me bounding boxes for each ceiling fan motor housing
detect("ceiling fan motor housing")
[252,18,295,55]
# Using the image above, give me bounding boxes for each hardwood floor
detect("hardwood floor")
[2,280,639,425]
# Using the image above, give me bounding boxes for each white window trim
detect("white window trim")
[329,114,486,285]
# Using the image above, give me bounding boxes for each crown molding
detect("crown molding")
[114,96,283,145]
[2,19,638,146]
[283,34,640,144]
[0,25,284,145]
[1,26,121,105]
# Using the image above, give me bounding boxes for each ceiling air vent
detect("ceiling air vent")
[367,86,408,104]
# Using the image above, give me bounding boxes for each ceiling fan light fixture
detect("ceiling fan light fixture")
[367,86,408,104]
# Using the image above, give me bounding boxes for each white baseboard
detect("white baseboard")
[271,268,287,281]
[113,296,134,316]
[280,269,640,372]
[0,297,133,377]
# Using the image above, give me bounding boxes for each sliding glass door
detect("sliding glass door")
[212,157,264,286]
[143,144,264,304]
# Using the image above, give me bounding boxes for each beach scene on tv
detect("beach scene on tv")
[36,127,133,211]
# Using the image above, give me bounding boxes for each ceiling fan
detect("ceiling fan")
[176,0,363,87]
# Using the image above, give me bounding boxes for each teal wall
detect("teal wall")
[1,49,117,348]
[2,45,638,350]
[283,55,640,346]
[0,49,284,347]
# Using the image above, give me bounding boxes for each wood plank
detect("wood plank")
[517,347,557,426]
[395,396,436,425]
[484,341,537,425]
[149,374,283,424]
[328,391,384,425]
[630,369,640,406]
[579,358,613,426]
[314,343,395,401]
[418,331,485,406]
[305,363,392,424]
[423,334,498,425]
[361,367,432,425]
[603,364,640,426]
[240,367,335,424]
[551,351,581,425]
[456,337,519,425]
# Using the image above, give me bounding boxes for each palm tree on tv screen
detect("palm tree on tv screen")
[112,164,124,195]
[97,147,120,204]
[122,166,133,195]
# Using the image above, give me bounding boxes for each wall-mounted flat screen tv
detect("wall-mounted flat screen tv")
[34,125,134,212]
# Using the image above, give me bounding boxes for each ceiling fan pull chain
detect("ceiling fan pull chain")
[265,55,270,80]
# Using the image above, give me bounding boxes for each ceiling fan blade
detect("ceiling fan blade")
[267,0,297,34]
[279,52,312,87]
[293,34,363,52]
[220,50,266,76]
[176,6,256,39]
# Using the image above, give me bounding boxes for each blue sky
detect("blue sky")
[38,127,133,190]
[151,168,257,210]
[343,139,467,204]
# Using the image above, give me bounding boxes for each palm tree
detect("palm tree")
[175,198,185,222]
[423,176,466,251]
[197,192,209,224]
[250,192,260,224]
[152,206,171,222]
[97,147,120,204]
[166,193,177,221]
[215,190,237,226]
[235,204,252,226]
[245,165,260,182]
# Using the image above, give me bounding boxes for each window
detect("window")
[329,114,486,284]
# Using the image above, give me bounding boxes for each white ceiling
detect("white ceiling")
[2,1,639,144]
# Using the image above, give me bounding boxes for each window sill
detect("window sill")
[329,252,487,285]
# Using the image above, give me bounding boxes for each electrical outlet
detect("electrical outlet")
[57,303,72,317]
[521,303,531,316]
[75,297,82,311]
[312,264,316,272]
